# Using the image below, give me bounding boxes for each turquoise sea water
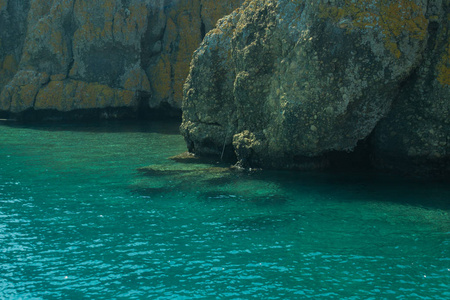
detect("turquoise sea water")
[0,120,449,299]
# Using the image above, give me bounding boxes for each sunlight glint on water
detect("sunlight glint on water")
[0,121,449,299]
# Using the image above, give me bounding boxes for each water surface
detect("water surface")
[1,121,449,299]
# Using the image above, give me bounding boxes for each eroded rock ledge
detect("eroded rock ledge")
[181,0,450,177]
[0,0,243,120]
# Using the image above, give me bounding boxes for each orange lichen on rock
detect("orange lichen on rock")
[1,55,18,73]
[437,40,450,86]
[35,80,137,111]
[10,83,40,113]
[201,0,244,31]
[0,0,6,12]
[74,0,115,44]
[34,80,65,110]
[0,55,19,94]
[150,0,243,107]
[150,13,178,103]
[319,0,428,59]
[117,89,135,107]
[173,11,203,104]
[0,71,48,112]
[123,67,151,92]
[0,55,19,98]
[128,3,148,34]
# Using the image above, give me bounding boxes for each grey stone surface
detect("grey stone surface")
[181,0,450,175]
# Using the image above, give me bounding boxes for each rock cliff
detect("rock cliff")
[0,0,243,119]
[181,0,450,176]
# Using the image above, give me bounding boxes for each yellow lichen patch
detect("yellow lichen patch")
[49,29,66,57]
[0,89,11,110]
[0,0,6,11]
[123,67,151,92]
[128,3,148,33]
[437,41,450,86]
[150,55,172,100]
[173,12,203,104]
[50,74,66,81]
[77,81,110,108]
[74,0,115,44]
[2,55,18,73]
[201,0,244,30]
[108,2,148,44]
[100,0,115,20]
[160,1,201,105]
[50,0,72,16]
[117,89,135,106]
[69,61,79,78]
[27,0,52,26]
[0,69,11,89]
[34,81,66,110]
[164,17,178,51]
[21,14,69,67]
[76,81,136,109]
[10,84,40,113]
[319,0,428,58]
[35,80,137,111]
[0,55,19,90]
[112,10,127,38]
[173,70,186,105]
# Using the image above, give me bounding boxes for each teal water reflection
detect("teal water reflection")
[1,121,449,299]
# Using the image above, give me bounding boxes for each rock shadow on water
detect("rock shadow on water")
[261,169,450,232]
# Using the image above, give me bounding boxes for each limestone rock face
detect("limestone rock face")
[0,0,243,118]
[181,0,450,174]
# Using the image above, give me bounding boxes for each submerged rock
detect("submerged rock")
[181,0,450,176]
[133,160,285,202]
[137,162,230,176]
[0,0,244,119]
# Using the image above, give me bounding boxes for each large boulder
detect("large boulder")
[0,0,243,119]
[181,0,450,174]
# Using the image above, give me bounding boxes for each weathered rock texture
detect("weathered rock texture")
[181,0,450,176]
[0,0,243,119]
